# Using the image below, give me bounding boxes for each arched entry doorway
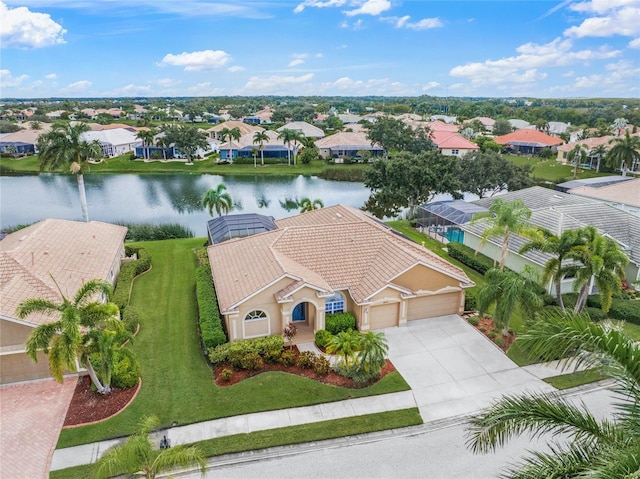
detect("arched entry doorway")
[290,301,317,342]
[292,302,307,322]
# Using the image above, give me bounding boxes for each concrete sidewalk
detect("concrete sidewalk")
[50,390,417,471]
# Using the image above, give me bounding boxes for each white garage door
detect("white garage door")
[406,292,460,321]
[369,303,399,329]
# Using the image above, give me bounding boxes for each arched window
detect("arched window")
[325,292,345,314]
[245,310,267,321]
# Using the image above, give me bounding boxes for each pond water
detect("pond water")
[0,173,372,237]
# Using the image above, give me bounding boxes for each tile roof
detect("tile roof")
[277,121,325,139]
[427,120,459,133]
[494,129,564,147]
[569,178,640,208]
[0,219,127,326]
[314,131,380,149]
[556,136,615,152]
[430,131,479,150]
[208,205,473,313]
[205,121,264,137]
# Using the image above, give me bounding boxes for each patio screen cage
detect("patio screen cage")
[416,200,488,243]
[207,213,277,244]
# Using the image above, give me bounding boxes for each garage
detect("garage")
[406,292,461,321]
[369,302,399,329]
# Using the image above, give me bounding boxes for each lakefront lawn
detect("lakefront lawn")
[56,238,411,449]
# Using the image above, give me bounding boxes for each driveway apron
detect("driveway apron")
[384,315,555,422]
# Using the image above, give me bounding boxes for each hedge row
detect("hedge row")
[195,264,227,349]
[446,242,496,275]
[112,247,152,310]
[325,312,356,334]
[118,222,194,241]
[208,335,284,366]
[586,295,640,325]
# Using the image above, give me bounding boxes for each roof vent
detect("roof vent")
[552,195,564,199]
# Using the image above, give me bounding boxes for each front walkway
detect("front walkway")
[0,376,76,479]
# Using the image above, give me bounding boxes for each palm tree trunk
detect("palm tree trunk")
[77,174,89,222]
[499,234,509,271]
[574,284,589,313]
[555,280,565,311]
[84,359,107,394]
[260,148,264,166]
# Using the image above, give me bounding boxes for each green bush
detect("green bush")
[318,166,367,182]
[297,351,317,369]
[584,307,607,322]
[208,335,284,366]
[333,362,380,384]
[112,354,140,389]
[121,306,140,334]
[279,349,296,367]
[315,329,333,349]
[220,368,233,382]
[240,352,264,371]
[540,293,558,307]
[464,290,477,311]
[325,312,356,335]
[446,242,496,275]
[587,295,640,325]
[196,265,227,349]
[313,355,331,375]
[467,316,480,326]
[118,222,194,241]
[494,336,506,348]
[113,247,152,310]
[194,246,209,267]
[561,293,579,310]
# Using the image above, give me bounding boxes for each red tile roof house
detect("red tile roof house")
[207,205,474,343]
[494,129,563,156]
[430,131,480,157]
[0,219,127,384]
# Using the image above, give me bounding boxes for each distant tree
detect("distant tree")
[590,144,607,172]
[252,130,270,166]
[29,120,42,130]
[299,197,324,213]
[298,145,319,164]
[95,113,113,125]
[534,119,550,133]
[459,151,533,198]
[473,136,503,153]
[0,120,23,133]
[364,150,461,219]
[493,119,512,136]
[136,129,156,160]
[611,117,628,136]
[163,124,208,164]
[277,128,301,166]
[326,115,344,131]
[594,118,612,137]
[460,127,475,140]
[607,131,640,175]
[364,116,434,154]
[201,183,233,217]
[567,143,588,179]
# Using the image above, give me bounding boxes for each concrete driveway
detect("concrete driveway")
[0,377,76,479]
[384,315,555,422]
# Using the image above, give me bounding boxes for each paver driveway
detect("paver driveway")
[0,377,76,479]
[384,315,555,422]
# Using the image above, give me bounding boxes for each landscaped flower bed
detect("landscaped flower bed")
[467,315,516,351]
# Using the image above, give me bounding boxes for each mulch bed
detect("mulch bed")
[473,316,517,351]
[63,376,139,427]
[214,346,395,389]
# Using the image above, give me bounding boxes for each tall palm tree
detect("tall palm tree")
[607,131,640,175]
[590,144,608,172]
[277,128,299,166]
[519,228,585,312]
[568,143,588,179]
[16,278,119,394]
[569,226,628,313]
[37,122,103,222]
[466,310,640,478]
[136,128,156,160]
[201,183,233,217]
[471,198,536,271]
[611,117,628,136]
[299,197,324,213]
[253,130,270,166]
[477,266,543,336]
[94,415,206,479]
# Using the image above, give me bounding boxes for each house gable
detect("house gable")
[391,263,462,293]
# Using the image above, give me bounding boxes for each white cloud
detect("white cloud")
[319,76,412,95]
[289,59,305,67]
[345,0,391,17]
[0,69,28,88]
[383,15,442,30]
[157,78,181,87]
[421,81,441,91]
[0,1,66,48]
[112,83,152,96]
[562,70,575,77]
[188,82,224,95]
[243,73,314,93]
[294,0,347,14]
[45,73,57,79]
[227,65,245,72]
[629,37,640,48]
[59,80,91,95]
[158,50,231,71]
[565,2,640,37]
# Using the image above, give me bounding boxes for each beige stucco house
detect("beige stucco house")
[0,219,127,384]
[207,205,474,343]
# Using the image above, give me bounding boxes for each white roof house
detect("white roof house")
[81,128,142,157]
[277,121,325,139]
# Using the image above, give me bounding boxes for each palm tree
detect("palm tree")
[94,415,206,479]
[477,266,543,336]
[136,128,156,160]
[466,310,640,478]
[30,120,42,130]
[590,144,608,172]
[299,197,324,213]
[519,228,585,312]
[607,131,640,175]
[326,330,361,368]
[201,183,233,217]
[471,198,536,271]
[611,117,628,136]
[37,122,103,222]
[277,128,299,166]
[568,143,588,179]
[253,130,270,166]
[357,331,388,374]
[569,226,628,313]
[16,278,119,394]
[84,320,135,394]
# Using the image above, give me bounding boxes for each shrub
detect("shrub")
[584,307,607,322]
[297,351,316,369]
[220,368,233,382]
[467,316,480,326]
[194,246,209,267]
[315,329,333,349]
[446,242,496,275]
[479,327,487,333]
[561,293,579,310]
[540,294,558,307]
[196,265,227,349]
[494,336,506,348]
[313,355,331,375]
[121,306,140,334]
[325,312,356,335]
[587,295,640,325]
[111,354,140,389]
[240,352,263,371]
[333,362,379,384]
[488,331,497,340]
[208,335,284,366]
[317,166,367,182]
[112,247,152,310]
[118,222,194,241]
[279,349,296,367]
[464,290,477,311]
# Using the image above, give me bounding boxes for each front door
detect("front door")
[292,303,306,322]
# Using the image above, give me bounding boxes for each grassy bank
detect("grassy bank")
[504,155,610,183]
[57,238,411,449]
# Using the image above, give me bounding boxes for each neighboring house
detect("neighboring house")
[81,128,142,157]
[508,119,532,130]
[337,113,362,124]
[314,131,384,161]
[205,120,264,141]
[207,205,474,342]
[547,121,571,136]
[427,120,459,133]
[461,186,640,295]
[0,219,128,384]
[430,131,479,157]
[465,117,495,133]
[429,115,457,124]
[568,178,640,217]
[277,121,325,139]
[254,106,273,124]
[555,136,614,167]
[494,129,563,155]
[0,129,46,155]
[555,175,634,193]
[219,130,290,162]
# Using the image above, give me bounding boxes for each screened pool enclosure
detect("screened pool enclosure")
[416,200,488,243]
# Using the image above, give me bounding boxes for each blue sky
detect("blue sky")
[1,0,638,99]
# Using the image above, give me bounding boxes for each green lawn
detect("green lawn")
[543,368,606,390]
[504,155,610,183]
[57,238,410,449]
[50,408,422,479]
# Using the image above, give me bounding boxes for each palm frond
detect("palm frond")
[15,298,62,319]
[25,322,60,359]
[152,446,207,477]
[507,441,598,479]
[74,278,113,306]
